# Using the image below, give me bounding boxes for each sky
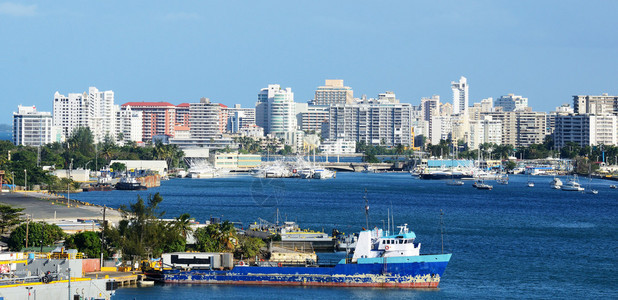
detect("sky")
[1,0,617,124]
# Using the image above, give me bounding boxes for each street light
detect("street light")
[24,169,27,191]
[84,161,91,170]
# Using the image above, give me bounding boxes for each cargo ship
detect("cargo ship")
[157,224,451,288]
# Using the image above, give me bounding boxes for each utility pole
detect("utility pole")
[67,267,71,300]
[101,205,106,268]
[24,169,27,191]
[25,215,30,248]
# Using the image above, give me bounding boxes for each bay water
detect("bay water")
[68,173,617,299]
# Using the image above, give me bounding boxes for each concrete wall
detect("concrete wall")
[0,278,114,300]
[16,258,82,278]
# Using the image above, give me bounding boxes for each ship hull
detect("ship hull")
[162,254,451,288]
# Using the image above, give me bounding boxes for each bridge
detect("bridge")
[323,162,394,172]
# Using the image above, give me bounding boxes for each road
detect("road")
[0,191,123,223]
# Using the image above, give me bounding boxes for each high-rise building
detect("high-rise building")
[114,105,143,144]
[189,98,222,140]
[53,91,87,140]
[482,111,546,147]
[420,95,440,122]
[13,105,54,146]
[468,98,494,121]
[313,79,353,105]
[429,116,452,145]
[86,87,115,143]
[226,104,256,133]
[256,84,296,140]
[468,116,502,150]
[121,102,176,142]
[295,103,329,133]
[495,94,529,112]
[573,93,618,115]
[451,76,468,115]
[323,103,412,147]
[53,87,115,143]
[175,103,191,127]
[554,114,617,148]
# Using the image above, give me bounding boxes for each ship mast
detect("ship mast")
[440,209,444,254]
[364,189,369,229]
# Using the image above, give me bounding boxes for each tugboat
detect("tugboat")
[115,174,147,190]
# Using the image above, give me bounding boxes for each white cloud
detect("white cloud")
[163,12,200,21]
[0,2,37,17]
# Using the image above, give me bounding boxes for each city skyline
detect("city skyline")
[1,1,617,124]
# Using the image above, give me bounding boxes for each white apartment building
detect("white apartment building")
[495,94,528,112]
[313,79,353,105]
[114,105,143,144]
[87,87,115,143]
[554,114,617,148]
[451,76,468,115]
[323,103,412,147]
[429,116,452,145]
[483,111,546,147]
[573,93,618,115]
[13,105,54,146]
[255,84,296,142]
[319,139,356,154]
[468,116,502,150]
[53,87,115,143]
[295,103,329,133]
[190,98,222,140]
[53,91,87,140]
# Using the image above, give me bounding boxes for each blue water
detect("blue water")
[0,131,11,141]
[66,173,618,299]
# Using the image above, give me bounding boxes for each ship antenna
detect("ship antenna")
[364,189,369,229]
[440,209,444,254]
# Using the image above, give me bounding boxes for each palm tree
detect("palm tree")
[174,213,193,240]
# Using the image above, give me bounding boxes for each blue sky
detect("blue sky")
[1,1,617,124]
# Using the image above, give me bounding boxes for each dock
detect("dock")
[84,271,139,286]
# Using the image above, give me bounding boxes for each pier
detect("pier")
[85,271,138,286]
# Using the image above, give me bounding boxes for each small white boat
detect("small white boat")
[550,177,563,189]
[474,180,493,190]
[446,179,464,186]
[586,189,599,195]
[313,169,335,179]
[561,175,585,192]
[610,185,617,189]
[527,181,535,187]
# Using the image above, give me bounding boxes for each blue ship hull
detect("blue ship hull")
[162,254,451,288]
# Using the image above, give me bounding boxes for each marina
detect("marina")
[60,172,617,299]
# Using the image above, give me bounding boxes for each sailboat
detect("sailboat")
[526,173,534,187]
[562,174,585,192]
[585,166,598,195]
[445,142,464,186]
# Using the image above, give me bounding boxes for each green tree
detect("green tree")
[235,235,265,259]
[194,221,238,252]
[8,222,65,251]
[110,162,126,173]
[65,231,101,258]
[0,204,24,233]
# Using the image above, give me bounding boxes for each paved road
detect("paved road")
[0,191,123,223]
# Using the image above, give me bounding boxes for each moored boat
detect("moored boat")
[115,174,147,190]
[156,224,451,288]
[561,175,584,192]
[550,177,563,189]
